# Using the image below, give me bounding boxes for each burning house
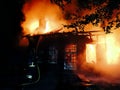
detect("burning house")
[18,0,120,89]
[20,28,120,89]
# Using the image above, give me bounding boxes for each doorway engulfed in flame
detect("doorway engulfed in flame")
[86,44,96,64]
[86,30,120,65]
[106,34,120,65]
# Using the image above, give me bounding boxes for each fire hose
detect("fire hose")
[20,63,40,86]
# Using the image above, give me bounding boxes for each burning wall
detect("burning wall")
[77,29,120,86]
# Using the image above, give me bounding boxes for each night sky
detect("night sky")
[1,0,25,86]
[1,0,25,60]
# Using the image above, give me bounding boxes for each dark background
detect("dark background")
[1,0,25,87]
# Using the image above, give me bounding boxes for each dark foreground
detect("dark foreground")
[0,64,120,90]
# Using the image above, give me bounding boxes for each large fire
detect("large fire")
[21,0,66,36]
[106,31,120,65]
[86,44,96,64]
[21,0,120,65]
[86,29,120,65]
[20,0,120,85]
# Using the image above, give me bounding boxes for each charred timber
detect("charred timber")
[24,31,95,44]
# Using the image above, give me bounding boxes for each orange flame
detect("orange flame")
[86,44,96,64]
[21,0,120,66]
[85,29,120,65]
[106,30,120,64]
[21,0,66,36]
[44,18,63,33]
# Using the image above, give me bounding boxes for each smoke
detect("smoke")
[21,0,67,35]
[61,0,120,33]
[22,0,63,19]
[21,0,120,35]
[62,0,98,21]
[76,28,120,85]
[77,63,120,86]
[21,0,120,85]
